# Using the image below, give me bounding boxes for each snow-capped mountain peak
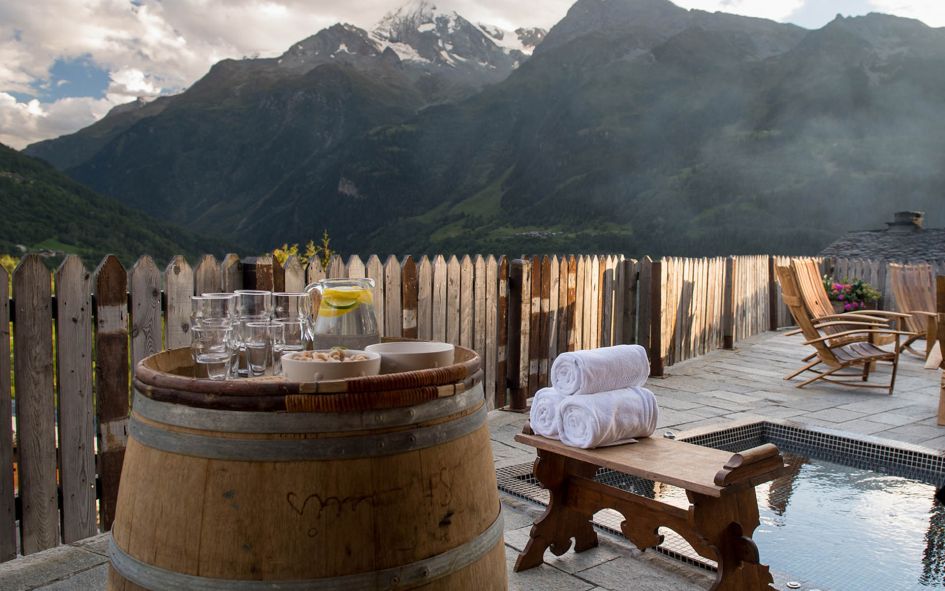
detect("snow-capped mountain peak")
[372,0,546,69]
[275,1,546,93]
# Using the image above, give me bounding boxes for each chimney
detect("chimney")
[886,211,924,232]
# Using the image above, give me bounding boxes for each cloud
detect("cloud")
[0,92,113,149]
[674,0,806,22]
[870,0,945,26]
[107,68,161,102]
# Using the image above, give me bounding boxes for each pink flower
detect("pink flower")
[844,303,852,311]
[838,294,844,300]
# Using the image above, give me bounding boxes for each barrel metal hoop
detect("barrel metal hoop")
[129,399,487,461]
[132,382,484,434]
[109,510,503,591]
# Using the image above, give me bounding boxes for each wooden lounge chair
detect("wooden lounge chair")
[792,258,909,327]
[776,264,911,394]
[791,258,910,350]
[889,263,938,358]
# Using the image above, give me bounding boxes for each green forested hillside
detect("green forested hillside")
[0,143,230,265]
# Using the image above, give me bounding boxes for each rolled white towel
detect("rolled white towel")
[551,345,650,395]
[558,387,659,449]
[529,387,567,438]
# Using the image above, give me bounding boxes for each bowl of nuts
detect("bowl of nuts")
[281,348,381,382]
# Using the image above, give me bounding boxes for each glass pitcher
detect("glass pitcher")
[304,278,379,350]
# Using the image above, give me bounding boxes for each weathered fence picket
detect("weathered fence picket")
[556,257,569,353]
[460,256,474,351]
[305,259,325,286]
[283,256,305,293]
[446,256,461,346]
[94,256,129,532]
[495,256,508,409]
[130,256,162,367]
[0,266,13,562]
[418,256,433,341]
[474,256,487,383]
[527,256,542,397]
[384,255,402,338]
[545,256,560,387]
[194,254,221,295]
[14,255,58,554]
[402,256,419,340]
[328,255,345,279]
[55,256,96,543]
[221,253,243,292]
[432,255,447,343]
[164,256,193,349]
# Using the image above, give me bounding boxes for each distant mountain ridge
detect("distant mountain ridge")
[22,0,945,257]
[0,143,229,265]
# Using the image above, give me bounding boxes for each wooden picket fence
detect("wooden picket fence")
[2,250,942,561]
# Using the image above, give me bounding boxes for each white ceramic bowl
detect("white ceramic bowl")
[365,341,455,374]
[281,350,381,382]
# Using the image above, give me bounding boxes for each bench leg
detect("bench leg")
[689,489,776,591]
[514,451,599,572]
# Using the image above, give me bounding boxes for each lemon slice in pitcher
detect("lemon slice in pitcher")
[319,286,373,317]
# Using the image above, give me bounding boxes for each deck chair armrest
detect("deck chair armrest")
[804,329,915,346]
[811,320,889,330]
[852,310,910,319]
[812,313,889,323]
[907,310,939,318]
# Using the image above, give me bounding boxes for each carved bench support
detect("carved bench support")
[514,448,777,591]
[514,452,599,571]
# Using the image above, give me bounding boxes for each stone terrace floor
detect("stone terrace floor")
[3,330,942,591]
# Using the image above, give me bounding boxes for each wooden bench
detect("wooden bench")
[513,426,787,591]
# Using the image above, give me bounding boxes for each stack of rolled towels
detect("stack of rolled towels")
[529,344,659,449]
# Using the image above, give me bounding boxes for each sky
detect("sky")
[1,0,944,150]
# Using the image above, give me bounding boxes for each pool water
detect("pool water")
[598,453,945,590]
[752,453,945,591]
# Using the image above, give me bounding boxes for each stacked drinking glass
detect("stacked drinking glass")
[190,293,239,380]
[271,292,311,376]
[234,290,273,377]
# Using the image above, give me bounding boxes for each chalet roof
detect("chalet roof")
[819,227,945,262]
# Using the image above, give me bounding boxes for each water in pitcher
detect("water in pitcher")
[305,278,380,351]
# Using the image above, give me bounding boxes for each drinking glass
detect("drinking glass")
[273,292,311,321]
[271,320,306,375]
[272,292,313,350]
[191,325,235,380]
[243,321,272,377]
[192,293,237,327]
[233,291,272,376]
[235,290,273,320]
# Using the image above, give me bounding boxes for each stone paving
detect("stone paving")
[2,330,942,590]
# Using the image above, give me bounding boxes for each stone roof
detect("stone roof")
[819,228,945,262]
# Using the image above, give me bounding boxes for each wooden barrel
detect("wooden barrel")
[107,344,506,591]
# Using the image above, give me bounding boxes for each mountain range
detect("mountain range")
[0,143,229,266]
[23,0,945,257]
